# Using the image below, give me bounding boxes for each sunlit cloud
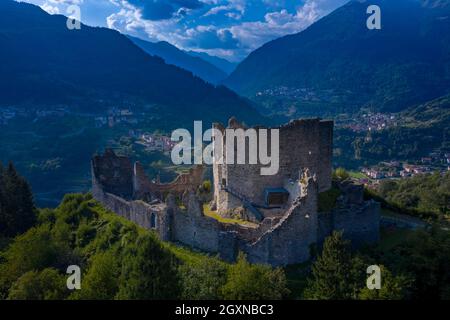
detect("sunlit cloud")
[17,0,349,61]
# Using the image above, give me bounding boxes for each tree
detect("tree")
[0,162,37,237]
[70,251,119,300]
[358,265,410,300]
[116,233,181,299]
[180,257,227,300]
[221,253,289,300]
[7,268,67,300]
[0,224,67,298]
[375,172,450,219]
[388,227,450,299]
[304,231,354,300]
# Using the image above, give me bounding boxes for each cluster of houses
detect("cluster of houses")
[95,108,138,128]
[1,106,70,125]
[361,161,401,180]
[342,112,398,132]
[2,105,143,129]
[137,133,176,153]
[399,164,433,177]
[255,86,334,102]
[361,152,450,181]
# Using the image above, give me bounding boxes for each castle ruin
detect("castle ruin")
[91,118,380,266]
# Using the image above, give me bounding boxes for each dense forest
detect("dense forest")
[1,164,449,300]
[0,169,289,300]
[372,172,450,220]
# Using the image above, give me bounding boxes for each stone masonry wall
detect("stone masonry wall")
[92,137,380,267]
[317,202,381,248]
[134,162,204,199]
[93,160,225,254]
[243,175,319,266]
[213,118,333,213]
[92,185,171,240]
[92,149,134,199]
[172,210,221,253]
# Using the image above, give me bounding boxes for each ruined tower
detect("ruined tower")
[212,118,334,216]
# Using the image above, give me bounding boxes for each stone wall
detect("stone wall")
[92,149,204,202]
[93,169,225,254]
[91,131,380,267]
[243,175,319,266]
[94,172,380,267]
[213,118,333,214]
[172,211,221,253]
[318,201,380,248]
[92,149,134,199]
[134,162,204,199]
[92,185,171,240]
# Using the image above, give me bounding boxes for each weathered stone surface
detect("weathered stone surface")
[91,118,380,267]
[338,180,365,205]
[244,175,319,266]
[213,118,333,214]
[92,149,134,199]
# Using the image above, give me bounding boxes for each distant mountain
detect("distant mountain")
[0,0,264,126]
[224,0,450,116]
[128,36,228,84]
[186,51,237,75]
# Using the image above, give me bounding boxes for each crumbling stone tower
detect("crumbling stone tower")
[212,118,334,217]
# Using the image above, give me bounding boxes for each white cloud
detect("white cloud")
[48,0,83,4]
[107,4,187,45]
[106,0,348,61]
[203,0,245,17]
[216,0,327,57]
[21,0,84,15]
[41,2,60,14]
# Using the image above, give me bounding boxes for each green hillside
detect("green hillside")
[224,0,450,116]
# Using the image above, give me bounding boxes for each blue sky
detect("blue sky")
[18,0,348,61]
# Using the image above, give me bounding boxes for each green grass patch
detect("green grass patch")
[203,204,258,227]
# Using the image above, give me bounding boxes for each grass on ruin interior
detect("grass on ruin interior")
[202,204,259,227]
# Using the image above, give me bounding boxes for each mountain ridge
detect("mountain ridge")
[0,0,264,126]
[127,35,229,84]
[186,50,237,75]
[224,0,450,116]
